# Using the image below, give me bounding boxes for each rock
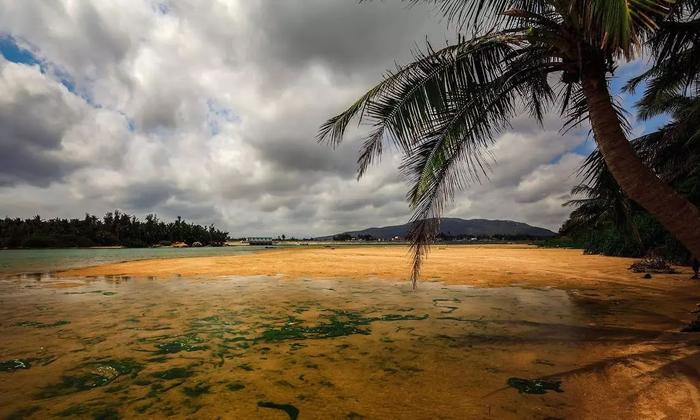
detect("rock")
[681,315,700,332]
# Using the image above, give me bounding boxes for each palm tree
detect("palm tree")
[564,90,700,253]
[318,0,700,286]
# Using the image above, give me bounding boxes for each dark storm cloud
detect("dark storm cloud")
[121,181,180,210]
[0,61,82,186]
[255,137,358,176]
[254,0,446,72]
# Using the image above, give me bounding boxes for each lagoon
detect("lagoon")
[0,246,270,275]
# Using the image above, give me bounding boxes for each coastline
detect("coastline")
[58,244,694,290]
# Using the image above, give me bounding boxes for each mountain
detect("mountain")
[319,218,557,240]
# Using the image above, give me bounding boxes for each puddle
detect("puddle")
[0,275,697,418]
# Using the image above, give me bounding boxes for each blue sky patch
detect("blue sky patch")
[0,35,40,66]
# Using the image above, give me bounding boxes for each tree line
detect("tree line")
[0,211,229,249]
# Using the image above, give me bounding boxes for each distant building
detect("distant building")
[246,237,273,246]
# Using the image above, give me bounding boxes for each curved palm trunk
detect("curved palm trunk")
[582,69,700,260]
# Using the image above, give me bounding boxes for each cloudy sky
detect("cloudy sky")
[0,1,657,237]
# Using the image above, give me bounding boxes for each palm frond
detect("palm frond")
[625,5,700,110]
[400,46,558,287]
[584,0,675,56]
[319,32,522,177]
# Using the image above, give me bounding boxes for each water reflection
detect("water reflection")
[0,275,697,418]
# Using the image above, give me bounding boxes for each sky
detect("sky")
[0,0,658,238]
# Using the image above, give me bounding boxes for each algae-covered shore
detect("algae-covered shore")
[1,245,699,418]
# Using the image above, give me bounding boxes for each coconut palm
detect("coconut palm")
[318,0,700,286]
[563,102,699,253]
[564,91,700,253]
[564,4,700,258]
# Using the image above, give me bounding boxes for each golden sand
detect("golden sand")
[61,244,692,290]
[2,245,698,418]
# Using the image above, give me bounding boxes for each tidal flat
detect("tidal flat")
[1,258,700,418]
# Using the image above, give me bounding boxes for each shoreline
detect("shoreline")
[58,244,695,291]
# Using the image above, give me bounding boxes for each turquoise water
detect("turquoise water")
[0,246,271,275]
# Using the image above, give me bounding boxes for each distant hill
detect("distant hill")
[318,218,557,241]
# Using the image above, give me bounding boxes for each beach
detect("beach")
[60,244,694,289]
[2,245,700,419]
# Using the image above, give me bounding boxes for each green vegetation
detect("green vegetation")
[507,377,563,395]
[226,382,245,392]
[560,89,700,262]
[182,382,211,397]
[151,367,194,380]
[0,210,228,249]
[155,334,209,354]
[36,359,143,399]
[259,310,428,342]
[0,359,31,372]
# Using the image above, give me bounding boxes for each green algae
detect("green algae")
[90,358,143,377]
[58,404,90,417]
[152,367,194,380]
[37,373,115,398]
[155,334,209,354]
[92,407,120,420]
[147,381,185,397]
[134,402,154,414]
[64,290,103,295]
[6,406,40,420]
[377,314,428,322]
[63,290,116,296]
[183,382,211,397]
[226,382,246,392]
[238,363,254,371]
[257,401,300,420]
[15,320,70,328]
[133,378,152,386]
[258,310,428,342]
[35,359,143,399]
[0,359,31,372]
[507,377,563,394]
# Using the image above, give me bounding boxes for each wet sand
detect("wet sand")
[1,246,699,419]
[61,245,694,289]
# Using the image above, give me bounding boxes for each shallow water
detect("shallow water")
[0,246,271,275]
[0,274,698,419]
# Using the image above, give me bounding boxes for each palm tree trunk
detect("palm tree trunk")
[582,69,700,260]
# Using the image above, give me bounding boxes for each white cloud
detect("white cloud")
[0,0,596,236]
